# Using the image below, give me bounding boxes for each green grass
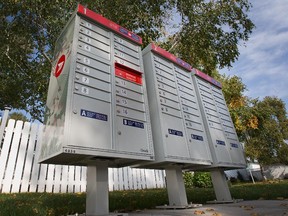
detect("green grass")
[0,180,287,216]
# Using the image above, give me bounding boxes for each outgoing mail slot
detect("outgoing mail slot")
[115,63,142,85]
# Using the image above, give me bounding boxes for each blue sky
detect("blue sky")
[220,0,288,109]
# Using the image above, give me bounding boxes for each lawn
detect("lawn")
[0,180,287,216]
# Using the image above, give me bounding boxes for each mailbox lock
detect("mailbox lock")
[165,134,168,138]
[73,110,77,114]
[118,131,122,135]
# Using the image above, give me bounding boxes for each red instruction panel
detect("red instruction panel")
[77,4,142,44]
[115,63,142,85]
[150,43,192,71]
[193,68,222,88]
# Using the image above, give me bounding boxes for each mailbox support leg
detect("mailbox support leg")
[165,167,188,206]
[210,169,232,202]
[86,162,109,216]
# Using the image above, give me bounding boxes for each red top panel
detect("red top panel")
[194,69,222,89]
[77,4,142,45]
[115,63,142,85]
[151,44,192,71]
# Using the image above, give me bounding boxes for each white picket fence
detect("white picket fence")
[0,119,166,193]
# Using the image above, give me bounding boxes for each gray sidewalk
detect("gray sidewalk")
[69,200,288,216]
[127,200,288,216]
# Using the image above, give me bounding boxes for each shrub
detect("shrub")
[192,172,213,188]
[183,172,193,188]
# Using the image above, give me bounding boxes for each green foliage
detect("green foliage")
[183,171,194,188]
[212,72,288,166]
[161,0,255,74]
[0,0,255,120]
[0,181,288,215]
[183,172,213,188]
[212,70,259,141]
[230,180,288,200]
[9,112,29,122]
[245,97,288,165]
[192,172,213,188]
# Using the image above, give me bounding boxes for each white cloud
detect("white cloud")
[220,0,288,108]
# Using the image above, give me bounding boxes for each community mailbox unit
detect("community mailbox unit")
[192,69,246,168]
[39,5,154,167]
[141,44,213,169]
[141,44,246,205]
[141,43,245,170]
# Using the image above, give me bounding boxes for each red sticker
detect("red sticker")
[115,64,142,85]
[54,55,66,78]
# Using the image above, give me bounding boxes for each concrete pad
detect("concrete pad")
[128,200,288,216]
[68,200,288,216]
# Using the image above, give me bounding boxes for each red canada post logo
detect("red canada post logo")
[54,54,66,78]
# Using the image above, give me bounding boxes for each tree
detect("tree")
[212,71,258,141]
[161,0,255,74]
[0,0,255,121]
[245,97,288,165]
[9,112,29,122]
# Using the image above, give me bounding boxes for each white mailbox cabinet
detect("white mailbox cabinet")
[39,5,154,166]
[192,69,246,168]
[141,44,212,168]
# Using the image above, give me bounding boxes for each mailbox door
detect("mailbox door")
[194,77,232,165]
[174,66,212,163]
[113,61,151,154]
[153,55,190,158]
[211,85,246,166]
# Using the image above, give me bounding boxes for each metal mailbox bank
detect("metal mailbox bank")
[141,44,246,205]
[141,44,213,207]
[142,44,212,169]
[39,5,154,166]
[39,5,154,215]
[192,69,246,169]
[192,69,246,202]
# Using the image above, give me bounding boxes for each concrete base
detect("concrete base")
[156,203,202,209]
[206,199,243,204]
[67,213,129,216]
[68,214,128,216]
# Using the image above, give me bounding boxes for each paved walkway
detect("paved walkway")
[128,200,288,216]
[69,200,288,216]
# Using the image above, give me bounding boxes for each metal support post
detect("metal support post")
[86,162,109,216]
[165,166,188,206]
[210,169,232,202]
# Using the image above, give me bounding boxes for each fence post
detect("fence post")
[0,106,12,146]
